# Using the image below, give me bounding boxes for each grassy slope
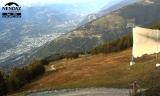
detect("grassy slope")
[21,48,160,92]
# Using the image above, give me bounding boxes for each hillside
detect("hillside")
[2,0,160,71]
[0,4,86,71]
[28,0,160,61]
[18,48,160,93]
[80,0,139,25]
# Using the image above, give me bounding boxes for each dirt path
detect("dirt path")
[27,88,130,96]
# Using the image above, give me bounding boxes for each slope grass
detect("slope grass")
[19,48,160,92]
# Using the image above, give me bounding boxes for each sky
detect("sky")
[0,0,124,7]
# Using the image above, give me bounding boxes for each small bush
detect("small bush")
[0,71,7,96]
[137,87,160,96]
[65,53,79,59]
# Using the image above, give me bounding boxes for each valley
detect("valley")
[1,0,160,96]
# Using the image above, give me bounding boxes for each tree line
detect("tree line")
[91,35,133,54]
[43,52,79,64]
[0,52,80,96]
[0,60,45,96]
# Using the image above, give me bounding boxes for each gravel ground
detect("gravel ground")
[27,88,130,96]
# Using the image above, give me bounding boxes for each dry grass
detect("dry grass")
[21,48,160,92]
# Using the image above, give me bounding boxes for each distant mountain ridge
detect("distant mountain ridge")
[30,0,160,58]
[98,0,140,17]
[0,4,90,71]
[80,0,139,25]
[0,2,110,71]
[1,0,160,71]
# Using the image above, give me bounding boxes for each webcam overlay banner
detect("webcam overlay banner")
[1,2,21,18]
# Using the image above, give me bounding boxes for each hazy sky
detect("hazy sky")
[0,0,124,7]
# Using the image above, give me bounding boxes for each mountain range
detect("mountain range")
[30,0,160,58]
[0,4,100,71]
[1,0,160,72]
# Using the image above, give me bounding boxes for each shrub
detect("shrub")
[0,71,7,96]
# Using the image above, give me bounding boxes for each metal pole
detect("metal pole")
[126,19,135,67]
[155,29,159,65]
[157,30,159,63]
